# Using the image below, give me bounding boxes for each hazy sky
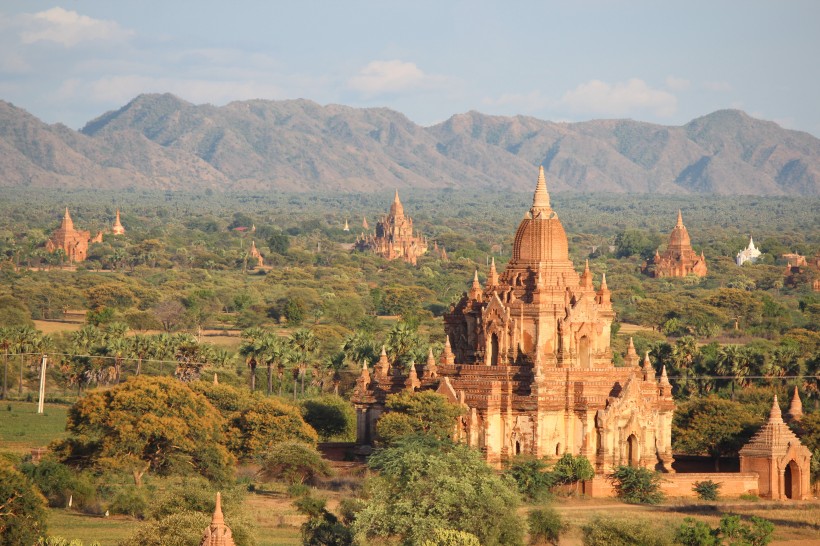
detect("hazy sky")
[1,1,818,136]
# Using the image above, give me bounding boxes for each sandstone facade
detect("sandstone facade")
[45,208,100,263]
[355,190,428,265]
[643,211,707,278]
[353,168,675,472]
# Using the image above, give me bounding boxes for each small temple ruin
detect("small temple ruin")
[200,492,236,546]
[739,395,812,500]
[248,240,264,268]
[353,167,676,472]
[642,210,707,278]
[355,190,428,265]
[736,236,761,265]
[45,208,102,263]
[111,209,126,235]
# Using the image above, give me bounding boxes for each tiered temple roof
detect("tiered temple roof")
[643,210,707,278]
[353,167,675,471]
[45,208,99,263]
[200,492,236,546]
[354,190,428,265]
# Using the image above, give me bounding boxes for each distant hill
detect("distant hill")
[1,94,818,195]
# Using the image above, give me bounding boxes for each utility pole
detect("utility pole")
[37,354,47,414]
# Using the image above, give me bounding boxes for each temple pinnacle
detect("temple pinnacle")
[531,165,551,213]
[769,395,783,423]
[676,209,684,227]
[212,492,225,525]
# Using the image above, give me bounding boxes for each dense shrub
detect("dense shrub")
[581,517,672,546]
[259,441,332,485]
[528,507,564,545]
[608,465,665,505]
[301,396,356,441]
[504,456,555,502]
[21,458,95,509]
[0,460,48,546]
[692,480,721,501]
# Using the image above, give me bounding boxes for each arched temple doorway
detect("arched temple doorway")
[490,333,499,366]
[784,459,800,499]
[627,434,639,466]
[579,335,590,368]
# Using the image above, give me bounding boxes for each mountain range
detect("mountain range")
[1,93,819,195]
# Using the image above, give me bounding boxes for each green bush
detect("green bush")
[607,465,665,505]
[259,441,332,485]
[301,396,356,441]
[21,459,95,509]
[504,456,555,502]
[675,515,775,546]
[109,485,149,518]
[692,480,721,501]
[420,528,481,546]
[528,507,564,545]
[551,453,595,492]
[0,460,48,546]
[581,517,672,546]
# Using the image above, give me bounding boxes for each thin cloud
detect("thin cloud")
[482,91,552,111]
[348,60,447,97]
[560,78,677,118]
[665,76,690,91]
[702,81,732,92]
[19,7,134,47]
[71,75,286,106]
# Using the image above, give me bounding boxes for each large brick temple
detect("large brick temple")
[353,167,676,472]
[355,190,428,265]
[642,210,707,278]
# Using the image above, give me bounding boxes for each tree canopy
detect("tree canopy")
[352,436,523,546]
[53,376,234,486]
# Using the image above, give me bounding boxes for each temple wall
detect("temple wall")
[586,472,759,498]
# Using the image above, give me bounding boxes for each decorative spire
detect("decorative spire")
[597,272,611,305]
[531,165,551,215]
[768,395,783,424]
[362,216,369,230]
[61,207,74,231]
[112,209,125,235]
[676,209,684,228]
[487,257,499,288]
[469,270,482,300]
[625,337,639,367]
[213,373,219,385]
[375,345,390,377]
[200,492,235,546]
[581,259,593,289]
[441,336,455,365]
[390,189,405,218]
[343,219,350,232]
[642,351,654,380]
[423,347,438,379]
[405,360,420,391]
[660,365,670,384]
[787,386,803,422]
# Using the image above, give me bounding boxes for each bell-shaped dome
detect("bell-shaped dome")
[510,167,570,265]
[667,210,692,251]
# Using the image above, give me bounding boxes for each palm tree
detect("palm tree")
[259,334,287,396]
[290,329,318,397]
[239,327,267,392]
[385,322,424,370]
[0,327,13,400]
[13,327,41,395]
[715,344,751,398]
[126,335,154,376]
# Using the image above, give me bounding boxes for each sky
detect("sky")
[1,1,818,136]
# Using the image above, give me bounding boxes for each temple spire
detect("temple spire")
[768,395,783,423]
[676,209,684,228]
[531,165,551,215]
[625,337,639,367]
[200,492,235,546]
[61,207,74,231]
[487,257,499,288]
[787,386,803,422]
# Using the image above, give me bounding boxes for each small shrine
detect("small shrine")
[642,210,707,278]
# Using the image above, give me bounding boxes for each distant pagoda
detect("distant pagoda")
[355,190,428,265]
[736,235,760,265]
[45,208,101,263]
[642,210,707,278]
[111,209,126,235]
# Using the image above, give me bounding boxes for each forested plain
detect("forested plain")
[0,187,819,545]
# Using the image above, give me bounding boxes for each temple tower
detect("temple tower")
[643,210,707,278]
[200,492,236,546]
[112,209,126,235]
[354,190,428,265]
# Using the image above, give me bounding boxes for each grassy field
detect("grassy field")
[0,400,69,454]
